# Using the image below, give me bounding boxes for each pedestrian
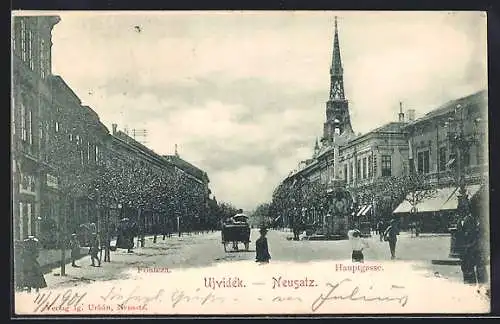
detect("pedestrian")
[457,205,488,285]
[377,220,384,242]
[255,227,271,264]
[348,229,369,263]
[383,219,398,260]
[89,232,101,267]
[128,222,137,252]
[415,221,421,237]
[70,233,81,267]
[21,235,47,293]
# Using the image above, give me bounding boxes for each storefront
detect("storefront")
[39,172,60,248]
[393,185,482,232]
[13,156,40,242]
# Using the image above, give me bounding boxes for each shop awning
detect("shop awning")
[356,205,367,216]
[393,187,457,214]
[440,184,482,210]
[361,205,372,216]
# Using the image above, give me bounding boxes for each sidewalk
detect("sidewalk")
[269,229,467,283]
[39,247,90,274]
[43,231,220,288]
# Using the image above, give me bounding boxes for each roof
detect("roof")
[49,75,82,105]
[163,155,208,182]
[405,90,487,127]
[369,121,407,134]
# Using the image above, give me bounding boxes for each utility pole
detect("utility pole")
[59,195,66,276]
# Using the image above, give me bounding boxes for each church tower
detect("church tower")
[321,17,354,145]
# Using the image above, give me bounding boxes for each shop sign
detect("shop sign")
[47,174,58,189]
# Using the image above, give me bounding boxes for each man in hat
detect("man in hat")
[383,219,399,260]
[255,227,271,263]
[89,232,101,267]
[70,233,81,267]
[457,201,488,285]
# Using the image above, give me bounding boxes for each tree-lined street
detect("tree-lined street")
[44,229,467,290]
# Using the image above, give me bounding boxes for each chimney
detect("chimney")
[398,101,405,122]
[407,109,416,121]
[112,123,117,135]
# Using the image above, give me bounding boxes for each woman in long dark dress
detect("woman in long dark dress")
[255,228,271,263]
[21,236,47,292]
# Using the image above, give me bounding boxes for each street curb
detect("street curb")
[431,259,461,266]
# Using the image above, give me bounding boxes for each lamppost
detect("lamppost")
[444,104,482,258]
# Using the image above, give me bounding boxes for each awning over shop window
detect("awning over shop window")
[393,187,457,214]
[361,205,372,216]
[356,205,367,217]
[440,185,482,210]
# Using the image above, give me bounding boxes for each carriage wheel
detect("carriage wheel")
[244,242,249,251]
[233,242,238,251]
[223,243,228,252]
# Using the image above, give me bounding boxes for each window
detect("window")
[20,173,35,192]
[350,162,354,183]
[368,156,373,178]
[55,121,59,133]
[344,164,348,183]
[40,38,46,78]
[356,159,361,180]
[39,124,43,145]
[20,101,27,141]
[381,155,392,177]
[476,144,484,165]
[28,110,32,145]
[362,157,367,179]
[20,20,26,61]
[438,147,447,172]
[28,29,34,70]
[12,23,16,52]
[95,145,99,163]
[76,135,80,145]
[417,150,430,174]
[87,142,91,161]
[80,150,84,165]
[373,155,378,176]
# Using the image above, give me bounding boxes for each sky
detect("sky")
[34,11,487,211]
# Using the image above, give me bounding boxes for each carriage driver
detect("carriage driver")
[231,209,246,250]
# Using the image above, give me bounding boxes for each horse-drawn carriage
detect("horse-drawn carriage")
[221,214,251,252]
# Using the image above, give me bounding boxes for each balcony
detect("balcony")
[420,164,487,187]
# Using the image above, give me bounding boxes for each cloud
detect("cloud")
[46,11,487,210]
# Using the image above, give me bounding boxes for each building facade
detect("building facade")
[393,90,488,231]
[41,75,110,247]
[283,17,411,221]
[12,15,60,242]
[278,16,488,233]
[107,125,211,235]
[12,15,214,249]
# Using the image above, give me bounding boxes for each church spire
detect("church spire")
[322,16,354,144]
[313,137,320,157]
[329,16,345,100]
